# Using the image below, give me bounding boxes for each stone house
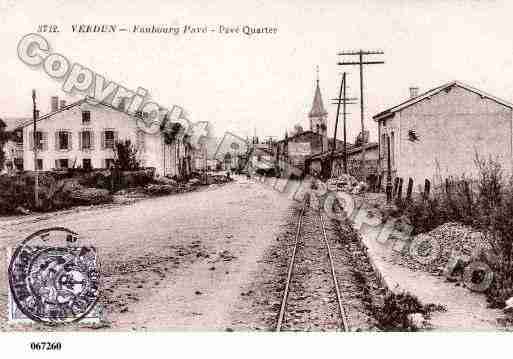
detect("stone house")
[373,81,513,188]
[17,96,194,177]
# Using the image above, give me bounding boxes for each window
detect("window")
[104,130,115,149]
[34,131,43,150]
[56,131,71,150]
[59,159,69,169]
[391,132,395,167]
[382,134,387,157]
[408,129,419,142]
[36,159,43,170]
[59,131,69,150]
[82,110,91,124]
[105,158,115,168]
[81,131,92,150]
[82,158,92,170]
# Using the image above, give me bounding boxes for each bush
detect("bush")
[374,291,443,331]
[474,159,513,307]
[0,174,113,214]
[144,184,178,196]
[394,157,513,307]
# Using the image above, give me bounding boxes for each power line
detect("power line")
[330,73,357,174]
[337,49,384,181]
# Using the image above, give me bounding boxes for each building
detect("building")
[309,74,329,152]
[373,81,513,187]
[17,96,194,177]
[274,74,343,175]
[0,117,26,173]
[251,143,275,174]
[306,142,379,179]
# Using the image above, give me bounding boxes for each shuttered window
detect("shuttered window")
[102,130,117,149]
[82,111,91,124]
[80,131,94,150]
[29,131,44,151]
[55,131,72,151]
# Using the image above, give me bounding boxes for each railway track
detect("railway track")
[276,198,350,332]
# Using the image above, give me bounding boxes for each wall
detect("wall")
[22,102,164,172]
[380,85,513,188]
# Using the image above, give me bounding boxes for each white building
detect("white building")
[18,97,193,177]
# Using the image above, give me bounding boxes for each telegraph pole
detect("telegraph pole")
[32,89,40,209]
[337,50,384,181]
[331,73,357,175]
[386,134,392,204]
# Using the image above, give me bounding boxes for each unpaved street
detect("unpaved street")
[0,177,294,330]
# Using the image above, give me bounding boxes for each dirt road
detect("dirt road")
[0,177,295,330]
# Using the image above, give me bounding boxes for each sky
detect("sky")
[1,0,513,143]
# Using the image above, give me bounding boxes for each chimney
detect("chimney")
[409,87,419,99]
[51,96,59,112]
[60,99,66,109]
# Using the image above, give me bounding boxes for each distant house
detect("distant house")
[16,96,194,177]
[0,117,26,173]
[251,143,275,174]
[273,75,344,176]
[373,81,513,187]
[306,142,378,179]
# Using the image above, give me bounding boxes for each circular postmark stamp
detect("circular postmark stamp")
[8,227,100,325]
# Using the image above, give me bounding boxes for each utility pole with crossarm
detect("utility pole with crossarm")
[330,73,357,175]
[337,50,384,182]
[32,89,40,209]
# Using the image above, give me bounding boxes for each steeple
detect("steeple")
[309,67,328,118]
[308,66,329,152]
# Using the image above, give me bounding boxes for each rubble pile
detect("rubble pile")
[144,183,181,196]
[153,176,178,186]
[394,222,491,277]
[67,186,113,205]
[327,174,368,194]
[207,174,232,184]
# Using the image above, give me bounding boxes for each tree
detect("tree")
[113,139,140,170]
[0,119,9,171]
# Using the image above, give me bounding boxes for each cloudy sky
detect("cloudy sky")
[1,0,513,143]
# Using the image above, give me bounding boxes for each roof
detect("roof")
[277,130,332,143]
[373,81,513,122]
[308,80,328,118]
[277,130,316,143]
[0,117,30,131]
[308,142,378,160]
[18,97,154,128]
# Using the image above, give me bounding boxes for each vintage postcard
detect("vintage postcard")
[0,0,512,356]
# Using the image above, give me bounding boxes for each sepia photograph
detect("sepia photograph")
[0,0,512,357]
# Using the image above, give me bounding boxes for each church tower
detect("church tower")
[308,67,328,151]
